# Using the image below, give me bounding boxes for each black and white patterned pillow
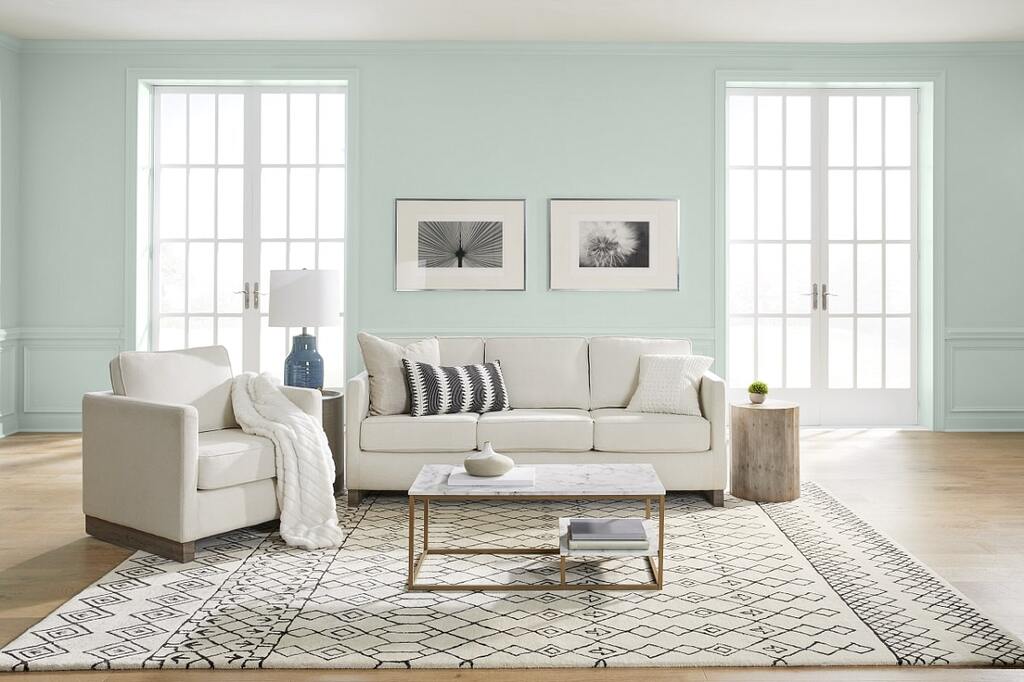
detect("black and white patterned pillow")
[401,359,511,416]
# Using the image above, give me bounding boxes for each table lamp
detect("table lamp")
[268,269,341,389]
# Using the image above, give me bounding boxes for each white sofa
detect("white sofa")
[82,346,322,562]
[345,336,726,505]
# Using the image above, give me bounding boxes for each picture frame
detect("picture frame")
[395,199,527,291]
[548,198,680,291]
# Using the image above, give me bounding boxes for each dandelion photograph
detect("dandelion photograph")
[417,221,504,268]
[578,220,650,268]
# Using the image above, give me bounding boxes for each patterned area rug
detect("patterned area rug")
[3,482,1023,671]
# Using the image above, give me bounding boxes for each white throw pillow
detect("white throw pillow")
[357,332,440,415]
[627,354,714,416]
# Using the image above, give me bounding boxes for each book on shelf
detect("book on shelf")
[447,466,535,487]
[568,518,647,542]
[568,538,650,551]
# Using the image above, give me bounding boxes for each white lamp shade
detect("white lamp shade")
[268,270,341,327]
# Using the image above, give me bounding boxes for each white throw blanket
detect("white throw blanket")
[231,372,344,550]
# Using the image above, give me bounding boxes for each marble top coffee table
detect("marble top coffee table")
[406,463,667,592]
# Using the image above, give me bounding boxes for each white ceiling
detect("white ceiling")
[0,0,1023,43]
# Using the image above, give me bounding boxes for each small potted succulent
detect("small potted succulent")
[748,381,768,405]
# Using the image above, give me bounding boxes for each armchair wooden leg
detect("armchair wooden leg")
[347,489,364,507]
[85,516,195,563]
[701,489,725,507]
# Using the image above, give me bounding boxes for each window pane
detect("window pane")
[885,95,912,167]
[289,168,316,238]
[856,96,882,166]
[728,169,754,240]
[261,242,287,298]
[217,242,243,314]
[785,96,811,166]
[260,168,287,238]
[757,169,782,240]
[729,243,755,314]
[857,317,882,388]
[189,316,214,348]
[188,168,215,238]
[786,243,812,313]
[886,318,912,388]
[188,242,214,313]
[158,93,186,165]
[757,243,783,314]
[260,316,287,380]
[828,170,854,240]
[828,96,854,166]
[728,317,755,388]
[218,317,243,371]
[188,94,216,165]
[757,96,783,166]
[217,168,243,239]
[856,169,882,240]
[319,93,346,164]
[158,168,186,238]
[318,242,345,312]
[886,243,912,314]
[785,169,811,240]
[885,170,912,240]
[857,243,883,314]
[757,317,783,388]
[218,93,244,165]
[289,93,317,164]
[318,168,346,238]
[159,316,185,351]
[159,243,186,313]
[261,93,287,164]
[827,244,853,314]
[728,95,754,166]
[289,242,316,270]
[828,317,854,388]
[786,317,811,388]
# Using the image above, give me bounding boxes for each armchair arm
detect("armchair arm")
[82,391,199,542]
[279,385,323,424]
[699,369,727,464]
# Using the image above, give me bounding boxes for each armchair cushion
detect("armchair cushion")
[110,345,237,432]
[197,429,277,490]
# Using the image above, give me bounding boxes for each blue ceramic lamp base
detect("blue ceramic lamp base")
[284,331,324,390]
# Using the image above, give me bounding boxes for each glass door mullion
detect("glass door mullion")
[242,87,262,373]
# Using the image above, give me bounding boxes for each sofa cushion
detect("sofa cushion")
[403,360,511,416]
[197,429,276,490]
[386,337,485,366]
[591,408,710,453]
[589,336,695,409]
[110,345,237,432]
[358,332,440,416]
[477,409,593,452]
[362,413,478,452]
[484,337,590,409]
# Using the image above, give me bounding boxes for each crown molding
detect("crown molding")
[13,39,1024,58]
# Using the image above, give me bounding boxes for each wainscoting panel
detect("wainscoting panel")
[0,337,18,436]
[945,329,1024,431]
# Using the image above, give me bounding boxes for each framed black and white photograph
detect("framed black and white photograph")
[395,199,526,291]
[549,199,679,290]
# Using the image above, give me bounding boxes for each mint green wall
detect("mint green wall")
[5,41,1024,430]
[0,37,19,331]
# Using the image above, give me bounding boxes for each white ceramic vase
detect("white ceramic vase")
[749,393,767,404]
[464,441,515,477]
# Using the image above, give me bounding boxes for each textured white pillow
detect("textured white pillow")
[627,354,714,416]
[358,332,440,415]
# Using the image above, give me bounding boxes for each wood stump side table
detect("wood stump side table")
[730,400,800,503]
[321,389,345,495]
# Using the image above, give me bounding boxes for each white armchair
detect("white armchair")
[82,345,322,562]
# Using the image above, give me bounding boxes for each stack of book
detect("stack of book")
[567,518,649,551]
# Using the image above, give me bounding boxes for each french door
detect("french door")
[151,85,347,386]
[726,88,917,425]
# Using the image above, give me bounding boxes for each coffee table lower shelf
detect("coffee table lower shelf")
[406,494,665,592]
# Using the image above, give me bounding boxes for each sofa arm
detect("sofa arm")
[82,391,200,542]
[699,370,727,459]
[345,372,369,483]
[279,385,323,424]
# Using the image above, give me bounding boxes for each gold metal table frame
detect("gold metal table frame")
[407,494,666,591]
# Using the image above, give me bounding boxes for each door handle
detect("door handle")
[253,282,260,311]
[822,283,839,311]
[234,282,250,310]
[801,283,819,310]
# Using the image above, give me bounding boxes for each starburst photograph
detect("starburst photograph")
[578,221,650,268]
[417,220,504,268]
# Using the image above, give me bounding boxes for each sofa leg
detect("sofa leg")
[85,516,195,563]
[701,490,725,507]
[347,489,364,507]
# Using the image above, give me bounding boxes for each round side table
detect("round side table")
[730,400,800,503]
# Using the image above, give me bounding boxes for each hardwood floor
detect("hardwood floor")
[2,430,1023,681]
